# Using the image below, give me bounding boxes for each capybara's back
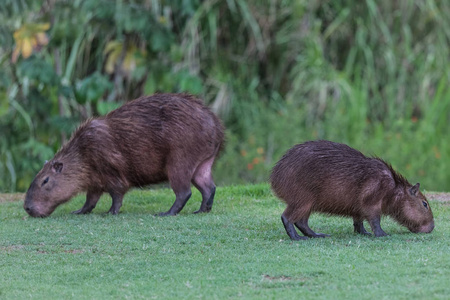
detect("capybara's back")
[24,93,225,217]
[103,94,224,191]
[270,140,434,240]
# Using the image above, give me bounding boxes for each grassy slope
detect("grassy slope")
[1,184,449,299]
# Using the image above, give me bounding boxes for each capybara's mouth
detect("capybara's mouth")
[24,206,49,218]
[420,222,435,233]
[409,222,434,234]
[27,211,49,218]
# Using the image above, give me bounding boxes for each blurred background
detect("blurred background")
[0,0,449,193]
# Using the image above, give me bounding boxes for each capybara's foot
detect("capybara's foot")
[310,233,330,238]
[71,207,93,214]
[157,211,177,217]
[358,231,372,236]
[71,209,84,214]
[108,208,120,215]
[353,220,372,235]
[374,231,388,237]
[291,235,309,241]
[193,207,212,214]
[281,215,308,240]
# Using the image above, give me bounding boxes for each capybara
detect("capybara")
[270,140,434,240]
[24,93,225,217]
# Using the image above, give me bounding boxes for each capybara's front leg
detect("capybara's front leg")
[281,214,308,240]
[353,217,372,235]
[108,191,124,215]
[72,190,102,214]
[368,215,388,237]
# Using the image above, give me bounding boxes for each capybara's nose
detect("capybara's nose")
[24,204,32,214]
[426,222,435,233]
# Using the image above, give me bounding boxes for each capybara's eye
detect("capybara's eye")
[42,177,49,186]
[422,201,428,209]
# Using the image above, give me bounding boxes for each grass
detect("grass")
[1,184,450,299]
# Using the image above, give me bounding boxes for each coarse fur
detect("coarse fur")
[270,140,434,240]
[24,93,225,217]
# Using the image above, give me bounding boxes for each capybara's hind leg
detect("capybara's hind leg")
[281,214,308,240]
[159,170,192,216]
[108,191,124,215]
[295,218,330,238]
[159,187,192,216]
[353,217,371,235]
[192,157,216,213]
[72,190,102,214]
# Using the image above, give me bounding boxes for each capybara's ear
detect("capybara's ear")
[409,183,420,196]
[52,161,63,173]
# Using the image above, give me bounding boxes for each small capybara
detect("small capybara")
[270,140,434,240]
[24,93,225,217]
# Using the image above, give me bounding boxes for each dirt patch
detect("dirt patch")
[262,275,293,282]
[0,193,25,203]
[64,249,84,254]
[426,192,450,202]
[0,245,26,252]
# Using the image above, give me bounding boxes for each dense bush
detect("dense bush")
[0,0,449,192]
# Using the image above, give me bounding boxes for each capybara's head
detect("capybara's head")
[24,160,80,217]
[396,183,434,234]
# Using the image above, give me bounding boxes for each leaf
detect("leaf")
[0,93,9,118]
[17,58,59,85]
[11,22,51,62]
[104,40,122,55]
[75,72,113,104]
[150,29,172,52]
[103,40,146,76]
[21,39,33,58]
[35,32,49,45]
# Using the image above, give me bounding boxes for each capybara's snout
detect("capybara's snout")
[419,222,435,234]
[23,202,49,218]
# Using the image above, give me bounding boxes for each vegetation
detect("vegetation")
[1,185,450,299]
[0,0,449,192]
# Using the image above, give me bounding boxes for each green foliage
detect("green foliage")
[75,72,113,104]
[0,1,449,192]
[1,185,450,298]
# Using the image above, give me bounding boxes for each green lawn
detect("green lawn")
[1,184,449,299]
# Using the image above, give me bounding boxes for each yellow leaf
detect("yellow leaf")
[13,29,23,40]
[35,32,49,46]
[34,23,50,31]
[122,54,135,74]
[30,37,38,48]
[105,50,120,74]
[158,16,167,25]
[21,39,33,58]
[11,22,51,63]
[104,40,122,55]
[104,40,146,75]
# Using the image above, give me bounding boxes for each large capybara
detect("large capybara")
[270,140,434,240]
[24,93,225,217]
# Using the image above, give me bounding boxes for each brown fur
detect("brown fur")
[24,93,225,217]
[270,140,434,240]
